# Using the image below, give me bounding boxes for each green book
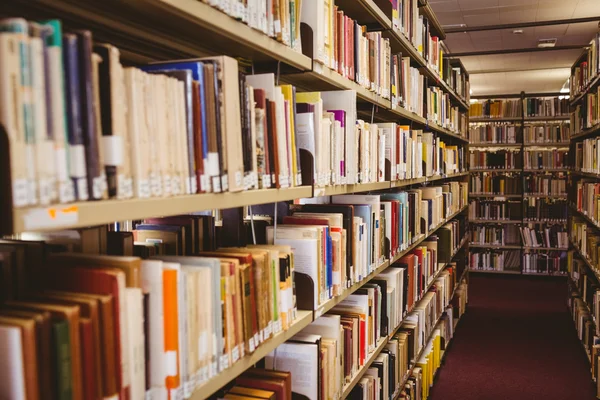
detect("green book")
[51,320,72,400]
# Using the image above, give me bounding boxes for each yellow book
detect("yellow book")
[439,49,444,79]
[281,84,299,186]
[296,91,322,104]
[433,331,441,368]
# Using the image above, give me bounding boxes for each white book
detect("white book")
[0,326,26,399]
[265,339,321,400]
[126,287,146,400]
[302,314,342,398]
[267,226,322,308]
[321,91,357,183]
[274,87,290,187]
[141,259,167,390]
[300,0,326,65]
[380,123,396,181]
[125,68,151,198]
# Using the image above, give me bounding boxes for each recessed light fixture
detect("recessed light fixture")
[512,29,524,35]
[538,38,557,48]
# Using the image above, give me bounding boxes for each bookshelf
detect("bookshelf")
[0,0,473,399]
[468,93,570,276]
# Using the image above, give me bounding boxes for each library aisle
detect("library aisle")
[429,275,596,400]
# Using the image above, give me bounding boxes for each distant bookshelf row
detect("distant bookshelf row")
[468,95,570,274]
[469,97,570,120]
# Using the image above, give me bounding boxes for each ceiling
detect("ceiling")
[430,0,600,96]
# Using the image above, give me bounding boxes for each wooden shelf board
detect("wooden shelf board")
[12,186,314,233]
[570,124,600,141]
[426,121,469,142]
[335,0,392,30]
[523,169,568,173]
[469,117,523,123]
[391,172,469,189]
[570,74,600,106]
[522,272,568,277]
[523,116,570,122]
[469,269,522,275]
[192,309,314,399]
[523,247,568,251]
[523,142,570,147]
[571,170,600,180]
[469,169,523,173]
[469,244,522,250]
[469,143,521,148]
[469,220,522,224]
[469,194,522,199]
[524,194,567,199]
[389,105,428,125]
[315,181,392,197]
[283,65,391,109]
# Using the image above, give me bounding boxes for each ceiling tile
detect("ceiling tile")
[572,0,600,18]
[499,10,537,24]
[434,10,466,26]
[463,12,501,27]
[536,1,577,21]
[428,0,460,13]
[564,21,600,36]
[531,26,568,39]
[458,0,499,11]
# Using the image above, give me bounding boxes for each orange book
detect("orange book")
[163,268,180,396]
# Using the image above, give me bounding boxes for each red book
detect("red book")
[79,318,96,400]
[359,317,366,365]
[45,266,126,398]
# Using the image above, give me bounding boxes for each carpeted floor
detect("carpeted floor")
[429,275,597,400]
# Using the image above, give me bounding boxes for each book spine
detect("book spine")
[62,33,89,201]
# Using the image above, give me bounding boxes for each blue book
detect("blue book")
[62,33,89,201]
[326,226,332,297]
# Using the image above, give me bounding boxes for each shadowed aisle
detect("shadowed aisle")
[429,275,596,400]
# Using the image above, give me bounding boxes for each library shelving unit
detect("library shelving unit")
[568,40,600,388]
[1,0,472,399]
[468,93,570,276]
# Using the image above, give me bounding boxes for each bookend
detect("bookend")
[385,159,392,182]
[299,148,315,187]
[0,124,13,236]
[295,272,316,311]
[300,23,314,61]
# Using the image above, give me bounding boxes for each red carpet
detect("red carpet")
[429,275,597,400]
